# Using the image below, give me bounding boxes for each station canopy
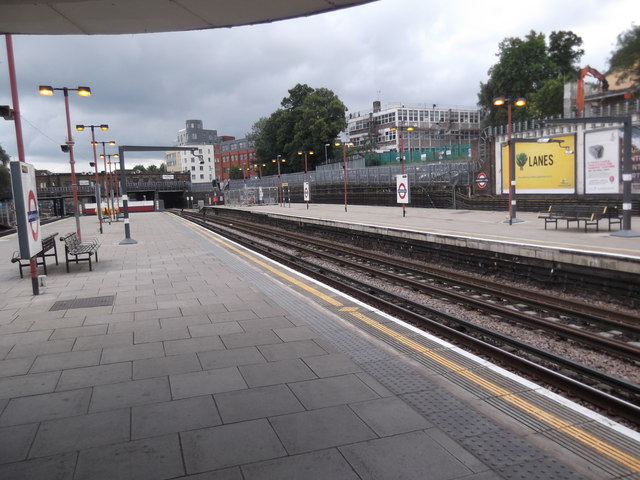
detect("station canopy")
[0,0,376,35]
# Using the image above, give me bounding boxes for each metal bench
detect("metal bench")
[11,232,59,278]
[538,205,620,232]
[60,232,100,272]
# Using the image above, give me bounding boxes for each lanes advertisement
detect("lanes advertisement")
[501,135,575,194]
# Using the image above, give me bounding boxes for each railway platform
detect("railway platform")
[218,203,640,274]
[0,211,638,479]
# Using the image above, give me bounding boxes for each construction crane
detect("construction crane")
[576,66,609,117]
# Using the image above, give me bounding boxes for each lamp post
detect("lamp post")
[335,141,354,212]
[76,124,109,233]
[492,96,526,225]
[391,125,413,217]
[100,152,118,221]
[39,85,91,241]
[272,155,286,206]
[297,150,314,209]
[324,143,331,164]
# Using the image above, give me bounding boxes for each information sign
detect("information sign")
[396,174,409,204]
[10,161,42,259]
[303,181,310,202]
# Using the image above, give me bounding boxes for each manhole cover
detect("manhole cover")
[50,295,115,311]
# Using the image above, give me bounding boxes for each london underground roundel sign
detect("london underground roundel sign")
[475,172,488,189]
[28,189,39,241]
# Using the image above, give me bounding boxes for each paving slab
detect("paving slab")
[0,388,91,426]
[56,362,132,391]
[0,423,38,463]
[133,352,201,379]
[89,377,171,412]
[241,448,361,480]
[215,384,305,423]
[169,366,247,399]
[339,430,473,480]
[29,408,130,458]
[181,419,287,473]
[238,358,317,387]
[74,434,184,480]
[270,404,378,455]
[131,395,221,439]
[287,374,380,409]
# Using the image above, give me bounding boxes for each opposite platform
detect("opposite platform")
[0,212,638,479]
[216,203,640,274]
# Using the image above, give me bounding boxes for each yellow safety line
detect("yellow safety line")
[181,215,640,473]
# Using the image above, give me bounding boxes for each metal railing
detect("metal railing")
[228,161,473,192]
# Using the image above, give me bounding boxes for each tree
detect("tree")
[548,31,584,79]
[478,30,584,125]
[608,24,640,88]
[249,84,347,174]
[0,144,11,199]
[132,164,146,173]
[229,166,244,180]
[0,144,9,166]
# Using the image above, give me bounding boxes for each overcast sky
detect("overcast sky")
[0,0,635,172]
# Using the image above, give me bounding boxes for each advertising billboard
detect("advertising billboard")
[501,135,575,194]
[585,127,640,194]
[584,128,619,194]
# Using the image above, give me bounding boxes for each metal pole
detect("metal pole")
[63,88,82,241]
[90,127,103,233]
[343,144,348,212]
[612,117,637,236]
[277,156,282,206]
[400,128,406,217]
[507,103,514,225]
[117,146,137,244]
[305,152,309,210]
[6,34,39,295]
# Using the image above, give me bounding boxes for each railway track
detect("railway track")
[174,209,640,426]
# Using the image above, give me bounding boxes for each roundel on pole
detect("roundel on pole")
[28,189,39,241]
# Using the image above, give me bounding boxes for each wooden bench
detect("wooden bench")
[11,232,59,278]
[538,205,621,232]
[60,232,100,272]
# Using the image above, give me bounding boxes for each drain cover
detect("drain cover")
[50,295,115,311]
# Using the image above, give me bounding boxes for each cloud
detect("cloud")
[0,0,636,171]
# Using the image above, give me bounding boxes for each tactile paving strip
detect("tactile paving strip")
[498,456,589,480]
[50,295,115,311]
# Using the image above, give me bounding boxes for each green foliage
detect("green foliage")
[527,77,564,118]
[0,145,11,198]
[132,164,146,172]
[0,164,9,198]
[608,24,640,88]
[0,144,9,166]
[478,30,584,125]
[250,83,347,174]
[229,166,244,180]
[548,31,584,79]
